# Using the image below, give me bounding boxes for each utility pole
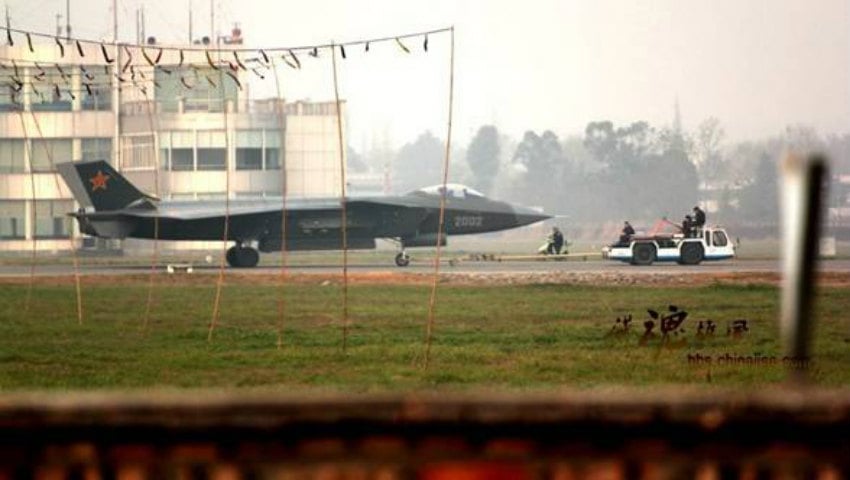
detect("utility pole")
[65,0,70,44]
[112,0,117,43]
[188,1,193,43]
[210,0,214,44]
[141,4,145,43]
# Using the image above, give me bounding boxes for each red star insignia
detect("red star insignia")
[89,170,110,192]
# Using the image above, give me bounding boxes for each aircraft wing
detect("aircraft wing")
[108,198,431,233]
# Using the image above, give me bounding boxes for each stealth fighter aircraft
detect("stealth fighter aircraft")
[57,160,550,267]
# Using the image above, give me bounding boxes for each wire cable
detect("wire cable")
[1,24,451,54]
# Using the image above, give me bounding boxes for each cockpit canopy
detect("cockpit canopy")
[413,183,486,199]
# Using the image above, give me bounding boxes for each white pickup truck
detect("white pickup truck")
[602,226,735,265]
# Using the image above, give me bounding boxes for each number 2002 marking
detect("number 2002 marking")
[454,215,483,227]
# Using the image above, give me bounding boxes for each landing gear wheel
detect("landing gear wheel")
[631,243,656,266]
[226,246,260,268]
[679,243,704,265]
[395,252,410,267]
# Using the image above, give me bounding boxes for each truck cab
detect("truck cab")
[603,226,735,265]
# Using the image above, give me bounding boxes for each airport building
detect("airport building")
[0,39,346,253]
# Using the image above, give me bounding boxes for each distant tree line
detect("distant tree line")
[349,120,850,227]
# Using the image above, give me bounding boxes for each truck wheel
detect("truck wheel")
[680,243,704,265]
[631,243,655,266]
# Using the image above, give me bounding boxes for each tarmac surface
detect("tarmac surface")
[2,258,849,277]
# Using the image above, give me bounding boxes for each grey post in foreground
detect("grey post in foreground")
[780,153,828,377]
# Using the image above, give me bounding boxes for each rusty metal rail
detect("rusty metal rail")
[0,389,848,479]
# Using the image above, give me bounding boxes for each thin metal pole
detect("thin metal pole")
[29,110,83,324]
[331,42,350,353]
[424,26,455,368]
[271,58,289,349]
[208,46,230,342]
[188,1,193,44]
[210,0,214,43]
[65,0,70,44]
[112,0,117,43]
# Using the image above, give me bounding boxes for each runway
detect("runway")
[2,258,849,277]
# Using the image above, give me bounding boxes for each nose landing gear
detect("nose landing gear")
[395,251,410,267]
[226,244,260,268]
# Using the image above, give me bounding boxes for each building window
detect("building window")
[81,68,112,111]
[236,130,262,170]
[0,84,22,112]
[169,131,194,171]
[170,192,196,201]
[159,131,171,170]
[0,201,25,239]
[265,130,282,170]
[31,139,73,172]
[34,200,73,239]
[197,130,226,171]
[0,140,26,173]
[171,149,193,171]
[81,138,112,162]
[120,135,155,169]
[197,192,227,200]
[156,67,238,113]
[30,67,73,112]
[235,191,265,198]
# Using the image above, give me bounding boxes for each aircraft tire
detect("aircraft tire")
[395,252,410,267]
[226,246,238,267]
[227,246,260,268]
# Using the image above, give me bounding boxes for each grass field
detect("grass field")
[0,276,848,391]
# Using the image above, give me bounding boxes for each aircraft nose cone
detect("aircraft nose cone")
[513,206,551,226]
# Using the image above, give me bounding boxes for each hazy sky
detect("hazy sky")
[6,0,849,150]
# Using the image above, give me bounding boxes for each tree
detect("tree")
[510,130,568,209]
[693,117,726,185]
[347,146,368,173]
[465,125,500,195]
[737,153,778,223]
[391,131,444,193]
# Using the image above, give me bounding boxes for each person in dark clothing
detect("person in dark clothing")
[619,221,635,244]
[692,206,706,232]
[682,215,694,237]
[548,227,565,254]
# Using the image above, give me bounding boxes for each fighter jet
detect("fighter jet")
[57,160,550,267]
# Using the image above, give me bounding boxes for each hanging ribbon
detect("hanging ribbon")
[100,43,114,63]
[395,37,410,53]
[54,36,64,57]
[288,49,300,68]
[225,70,242,90]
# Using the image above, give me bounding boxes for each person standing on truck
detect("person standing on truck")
[619,221,635,245]
[693,206,706,234]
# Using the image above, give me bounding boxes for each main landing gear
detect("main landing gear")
[395,251,410,267]
[226,244,260,268]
